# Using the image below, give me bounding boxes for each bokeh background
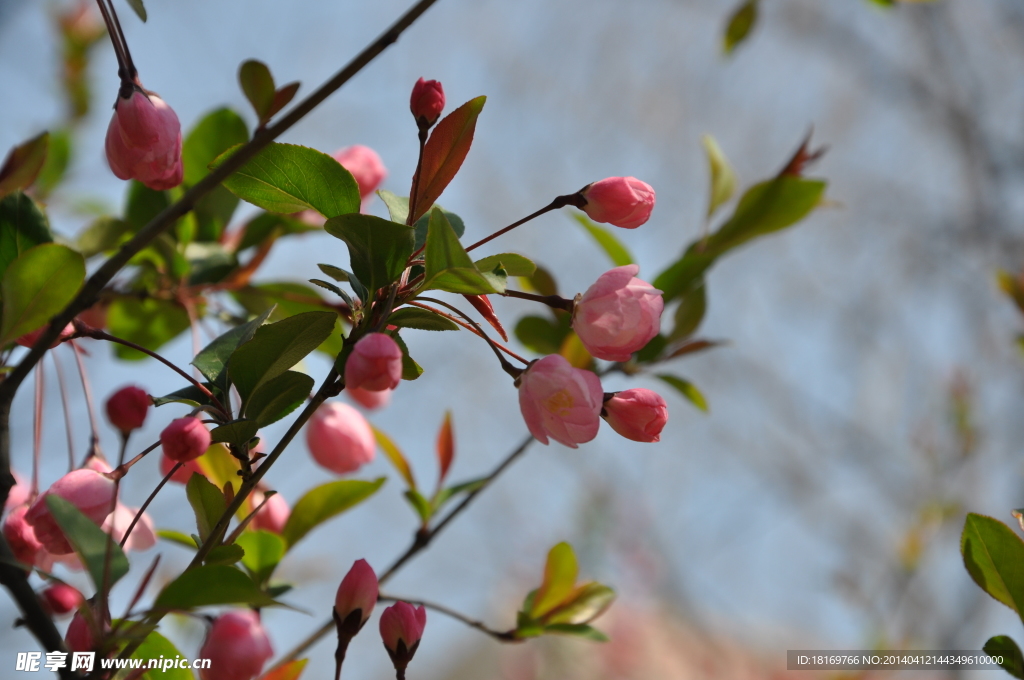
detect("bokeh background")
[2,0,1024,678]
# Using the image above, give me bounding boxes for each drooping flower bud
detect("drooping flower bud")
[344,333,402,393]
[580,177,655,229]
[199,610,273,680]
[410,78,445,127]
[40,583,84,617]
[347,385,392,410]
[105,385,150,434]
[160,417,211,463]
[305,402,376,474]
[3,505,49,570]
[16,323,76,349]
[65,607,108,653]
[334,559,378,636]
[380,601,427,673]
[159,451,205,484]
[603,389,668,442]
[25,469,116,555]
[572,265,664,362]
[517,355,603,449]
[104,87,183,191]
[249,490,289,535]
[334,145,387,199]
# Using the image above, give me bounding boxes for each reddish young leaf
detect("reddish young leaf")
[409,96,486,224]
[436,411,454,485]
[464,294,508,341]
[260,659,309,680]
[373,425,417,490]
[0,131,49,198]
[268,82,301,120]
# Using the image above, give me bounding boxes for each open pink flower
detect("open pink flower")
[573,265,664,362]
[105,88,183,191]
[25,469,116,555]
[517,355,603,448]
[344,333,402,392]
[199,610,273,680]
[334,145,387,199]
[581,176,655,229]
[306,402,376,474]
[603,389,668,442]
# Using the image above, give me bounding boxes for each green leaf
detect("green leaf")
[410,96,486,223]
[229,311,337,402]
[129,629,194,680]
[373,426,416,490]
[423,207,500,294]
[324,214,415,295]
[267,82,300,121]
[521,265,559,297]
[192,308,274,387]
[237,530,286,585]
[153,564,277,611]
[378,190,410,224]
[388,331,423,380]
[238,212,318,251]
[531,542,579,619]
[388,307,459,332]
[432,476,488,511]
[543,623,609,642]
[545,582,616,625]
[215,142,360,218]
[515,315,569,355]
[125,0,147,22]
[669,280,706,341]
[654,176,826,302]
[317,264,369,302]
[413,205,465,250]
[239,60,276,123]
[404,489,432,524]
[186,473,227,542]
[125,180,170,232]
[985,636,1024,679]
[0,192,52,277]
[34,128,70,197]
[106,297,190,360]
[45,496,129,592]
[473,253,536,277]
[183,108,250,186]
[245,370,313,425]
[702,134,737,217]
[572,214,633,267]
[0,132,49,198]
[724,0,758,54]
[76,217,129,258]
[152,384,214,409]
[635,334,667,364]
[657,374,707,411]
[0,244,84,347]
[157,529,199,549]
[204,543,245,566]
[961,513,1024,619]
[233,282,329,321]
[210,419,259,448]
[282,478,386,548]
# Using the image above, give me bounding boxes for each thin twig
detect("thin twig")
[32,365,43,496]
[406,301,528,364]
[379,593,519,641]
[119,462,178,550]
[464,194,583,253]
[70,341,101,460]
[414,297,527,374]
[50,353,76,473]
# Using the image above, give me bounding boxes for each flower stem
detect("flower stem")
[119,462,179,549]
[378,594,518,641]
[464,193,585,254]
[500,289,575,313]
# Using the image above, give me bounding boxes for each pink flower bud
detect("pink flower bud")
[105,385,150,434]
[104,88,183,191]
[16,323,76,349]
[3,505,49,570]
[335,559,378,633]
[76,302,108,330]
[160,451,205,484]
[160,417,211,463]
[603,389,668,442]
[25,469,116,555]
[379,601,426,668]
[41,583,84,617]
[344,333,402,392]
[305,402,376,474]
[199,610,273,680]
[347,385,392,410]
[572,265,664,362]
[410,78,445,126]
[103,503,156,552]
[517,355,603,449]
[249,490,289,535]
[65,606,109,653]
[4,470,30,511]
[333,145,387,199]
[581,176,655,229]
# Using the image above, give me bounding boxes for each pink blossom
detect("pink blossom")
[41,583,84,617]
[306,402,376,474]
[3,505,50,570]
[103,503,156,552]
[581,176,655,229]
[380,601,426,664]
[410,78,445,126]
[160,451,204,484]
[105,385,150,434]
[199,610,273,680]
[160,417,211,463]
[25,469,116,555]
[517,355,603,448]
[335,559,378,631]
[334,145,387,199]
[65,608,107,653]
[347,385,392,410]
[603,389,668,443]
[573,265,664,362]
[344,333,402,392]
[104,88,183,191]
[16,323,76,349]
[249,490,289,535]
[4,470,30,511]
